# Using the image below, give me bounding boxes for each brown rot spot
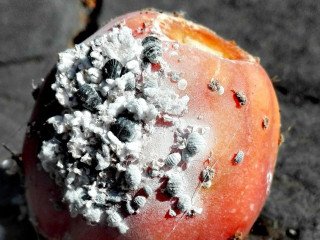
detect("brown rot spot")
[234,91,247,106]
[262,116,270,129]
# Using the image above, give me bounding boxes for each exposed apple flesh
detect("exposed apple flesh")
[22,10,280,240]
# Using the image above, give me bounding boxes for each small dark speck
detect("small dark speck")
[263,116,269,129]
[235,91,247,106]
[234,150,244,164]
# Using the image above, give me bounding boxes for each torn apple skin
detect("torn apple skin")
[22,10,280,240]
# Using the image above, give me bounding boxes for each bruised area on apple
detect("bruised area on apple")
[22,10,280,240]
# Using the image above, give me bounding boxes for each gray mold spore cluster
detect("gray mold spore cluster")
[37,26,206,234]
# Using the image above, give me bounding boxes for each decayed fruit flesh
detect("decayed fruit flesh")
[22,10,280,240]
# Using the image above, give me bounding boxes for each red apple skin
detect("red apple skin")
[22,10,280,240]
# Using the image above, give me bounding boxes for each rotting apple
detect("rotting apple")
[22,10,280,240]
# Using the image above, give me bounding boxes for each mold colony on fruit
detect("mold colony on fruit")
[200,166,215,189]
[208,78,224,95]
[233,150,244,164]
[235,91,247,106]
[37,25,211,234]
[15,10,282,239]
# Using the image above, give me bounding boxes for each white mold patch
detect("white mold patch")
[177,79,188,90]
[37,25,212,234]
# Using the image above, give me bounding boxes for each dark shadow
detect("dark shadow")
[73,0,103,44]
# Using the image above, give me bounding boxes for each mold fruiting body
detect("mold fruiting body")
[201,166,215,182]
[234,150,245,164]
[103,59,124,79]
[208,78,224,95]
[165,152,181,167]
[132,196,147,209]
[263,116,270,129]
[166,173,184,197]
[142,36,162,63]
[22,10,280,240]
[235,91,247,106]
[186,132,206,154]
[76,84,102,110]
[177,194,192,213]
[110,117,138,142]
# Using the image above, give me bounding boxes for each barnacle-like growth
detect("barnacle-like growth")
[23,10,280,240]
[35,23,208,234]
